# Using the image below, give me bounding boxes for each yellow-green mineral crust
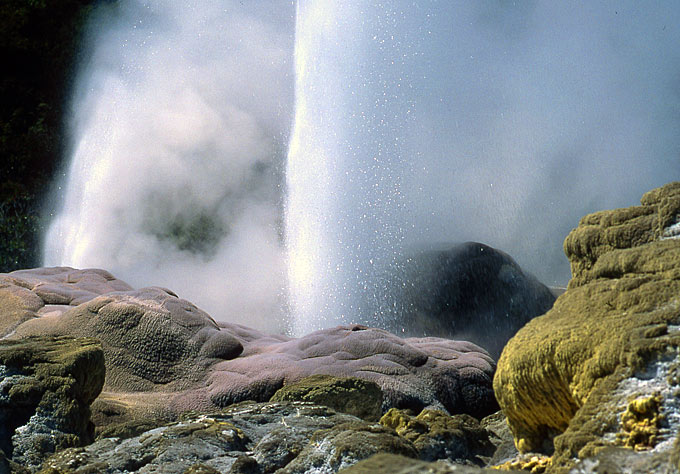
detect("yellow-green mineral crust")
[493,182,680,471]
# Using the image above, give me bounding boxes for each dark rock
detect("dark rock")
[228,456,261,474]
[270,374,383,421]
[380,408,495,465]
[185,464,223,474]
[480,411,517,465]
[0,336,104,471]
[393,242,556,359]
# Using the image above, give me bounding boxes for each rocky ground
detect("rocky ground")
[0,181,677,473]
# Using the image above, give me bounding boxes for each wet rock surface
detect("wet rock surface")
[379,408,495,465]
[337,453,502,473]
[38,401,509,474]
[394,242,556,359]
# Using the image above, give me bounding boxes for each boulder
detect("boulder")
[380,408,495,465]
[0,336,104,471]
[493,182,680,471]
[269,374,383,421]
[199,324,497,418]
[11,285,241,392]
[392,242,556,359]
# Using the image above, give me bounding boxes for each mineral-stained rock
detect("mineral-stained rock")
[0,336,104,471]
[269,374,383,421]
[568,444,680,474]
[11,285,242,392]
[493,182,680,471]
[380,408,495,464]
[563,181,680,287]
[277,421,418,474]
[392,242,556,359]
[90,391,177,440]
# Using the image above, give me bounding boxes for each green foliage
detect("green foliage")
[0,0,97,271]
[0,193,40,270]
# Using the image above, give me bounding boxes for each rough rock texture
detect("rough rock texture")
[38,401,396,474]
[568,444,680,473]
[337,453,501,473]
[277,421,417,474]
[199,324,497,418]
[90,391,178,440]
[4,267,497,419]
[0,267,131,338]
[493,182,680,471]
[11,284,240,392]
[0,336,104,471]
[380,408,495,465]
[270,374,383,421]
[563,181,680,287]
[393,242,556,359]
[480,411,517,466]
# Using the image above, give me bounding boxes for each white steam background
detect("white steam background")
[45,1,680,333]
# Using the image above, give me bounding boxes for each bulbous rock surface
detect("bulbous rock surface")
[0,267,132,338]
[200,324,497,418]
[493,182,680,471]
[1,268,498,420]
[11,284,239,392]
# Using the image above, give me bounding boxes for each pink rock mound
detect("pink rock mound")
[201,324,497,418]
[0,267,132,337]
[3,267,498,418]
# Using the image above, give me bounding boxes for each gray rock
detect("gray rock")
[0,336,104,471]
[40,401,364,474]
[337,453,503,473]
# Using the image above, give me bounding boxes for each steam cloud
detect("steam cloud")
[44,0,294,332]
[45,1,680,334]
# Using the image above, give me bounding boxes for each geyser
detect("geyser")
[285,0,680,335]
[285,2,418,335]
